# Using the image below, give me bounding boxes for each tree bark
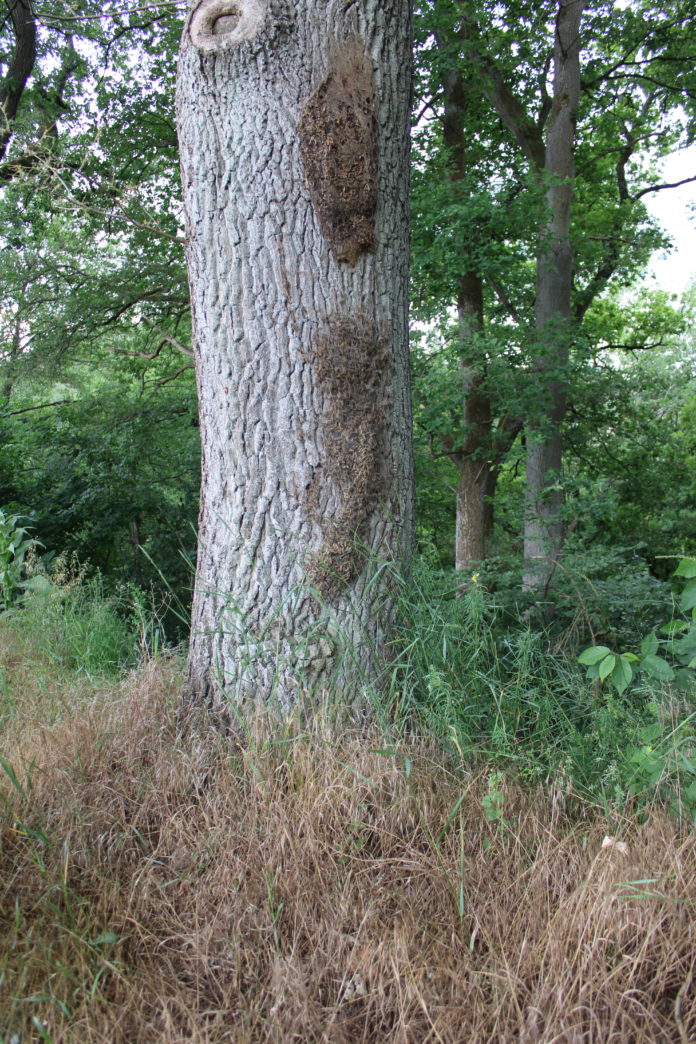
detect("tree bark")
[0,0,36,164]
[440,64,496,572]
[522,0,584,593]
[176,0,413,718]
[453,274,493,571]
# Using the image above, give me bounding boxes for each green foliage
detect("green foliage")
[565,307,696,574]
[411,0,696,574]
[390,557,695,820]
[0,0,195,635]
[474,540,674,651]
[0,511,40,610]
[622,717,696,824]
[7,562,141,679]
[573,557,696,820]
[578,558,696,696]
[0,368,199,636]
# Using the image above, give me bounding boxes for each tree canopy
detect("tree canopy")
[0,0,694,642]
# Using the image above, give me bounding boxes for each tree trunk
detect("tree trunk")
[440,67,495,572]
[453,274,493,571]
[455,459,486,569]
[176,0,413,718]
[522,0,584,593]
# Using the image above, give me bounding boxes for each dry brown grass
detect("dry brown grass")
[0,655,694,1043]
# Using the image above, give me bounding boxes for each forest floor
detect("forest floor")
[0,629,694,1043]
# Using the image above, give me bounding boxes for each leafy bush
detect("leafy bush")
[578,558,696,694]
[0,510,41,610]
[390,558,694,817]
[576,557,696,821]
[477,542,674,650]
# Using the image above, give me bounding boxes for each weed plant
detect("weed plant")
[389,561,695,816]
[0,556,144,712]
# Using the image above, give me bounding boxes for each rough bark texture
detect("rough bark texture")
[522,0,584,593]
[176,0,413,718]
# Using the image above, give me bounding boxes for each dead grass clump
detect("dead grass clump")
[0,659,694,1041]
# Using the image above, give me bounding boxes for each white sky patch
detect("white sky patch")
[644,145,696,297]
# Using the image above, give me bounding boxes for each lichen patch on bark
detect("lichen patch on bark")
[307,314,391,597]
[299,36,378,266]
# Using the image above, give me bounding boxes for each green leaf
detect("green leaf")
[673,645,696,668]
[92,932,120,947]
[20,575,52,595]
[578,645,612,666]
[612,658,633,695]
[677,752,696,776]
[674,558,696,579]
[679,579,696,613]
[660,620,688,635]
[641,655,676,682]
[639,723,663,744]
[670,626,696,659]
[640,633,659,657]
[599,654,616,680]
[0,755,27,801]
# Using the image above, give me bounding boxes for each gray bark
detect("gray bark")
[522,0,584,593]
[176,0,413,718]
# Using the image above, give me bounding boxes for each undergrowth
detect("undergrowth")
[0,566,694,1040]
[390,562,696,820]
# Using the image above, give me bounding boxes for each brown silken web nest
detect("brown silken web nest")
[307,313,392,599]
[299,36,378,266]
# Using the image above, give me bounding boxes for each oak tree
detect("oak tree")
[176,0,414,716]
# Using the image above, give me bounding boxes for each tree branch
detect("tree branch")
[4,398,72,416]
[633,174,696,201]
[0,0,37,163]
[34,0,186,23]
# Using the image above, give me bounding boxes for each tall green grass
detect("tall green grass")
[388,562,696,817]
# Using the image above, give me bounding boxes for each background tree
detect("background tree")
[412,0,696,592]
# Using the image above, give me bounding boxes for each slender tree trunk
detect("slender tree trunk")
[440,66,496,572]
[523,0,584,593]
[453,274,493,571]
[455,459,486,568]
[176,0,413,718]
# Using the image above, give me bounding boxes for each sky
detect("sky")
[644,146,696,297]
